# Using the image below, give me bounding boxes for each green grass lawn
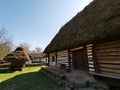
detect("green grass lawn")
[0,66,64,90]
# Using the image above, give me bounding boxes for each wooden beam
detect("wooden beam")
[90,72,120,80]
[48,54,50,66]
[92,45,100,73]
[68,50,71,71]
[55,52,57,67]
[84,46,89,71]
[71,46,83,51]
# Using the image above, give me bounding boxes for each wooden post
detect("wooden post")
[48,54,50,66]
[68,50,71,71]
[92,45,100,73]
[55,52,57,67]
[83,46,89,72]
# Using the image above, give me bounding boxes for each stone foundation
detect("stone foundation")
[40,67,109,90]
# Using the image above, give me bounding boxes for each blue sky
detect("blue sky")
[0,0,93,50]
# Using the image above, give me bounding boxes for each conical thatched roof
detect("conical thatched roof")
[4,47,31,62]
[44,0,120,53]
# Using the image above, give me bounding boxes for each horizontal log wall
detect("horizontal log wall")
[49,53,56,66]
[87,44,95,72]
[94,41,120,77]
[57,50,72,69]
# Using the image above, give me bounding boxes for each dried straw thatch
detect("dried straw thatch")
[44,0,120,53]
[4,47,31,70]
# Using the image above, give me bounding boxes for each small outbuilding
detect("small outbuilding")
[4,47,31,70]
[29,52,43,63]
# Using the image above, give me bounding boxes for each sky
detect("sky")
[0,0,93,50]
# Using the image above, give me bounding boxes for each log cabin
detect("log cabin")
[29,52,43,63]
[44,0,120,88]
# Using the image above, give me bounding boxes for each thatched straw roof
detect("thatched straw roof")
[44,0,120,53]
[4,47,31,62]
[29,52,43,60]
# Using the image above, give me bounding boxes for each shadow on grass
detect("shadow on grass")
[0,71,64,90]
[0,68,15,74]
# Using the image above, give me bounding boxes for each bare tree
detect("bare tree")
[0,27,13,60]
[34,47,43,53]
[19,42,31,52]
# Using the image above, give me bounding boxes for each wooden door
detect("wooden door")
[72,49,88,71]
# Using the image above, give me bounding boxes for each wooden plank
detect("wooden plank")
[57,59,68,61]
[57,52,68,54]
[101,71,120,77]
[57,50,68,54]
[89,68,95,72]
[57,54,68,57]
[57,50,68,53]
[87,46,92,50]
[87,52,92,54]
[88,62,94,65]
[98,60,120,64]
[95,44,120,50]
[71,46,83,51]
[100,68,120,74]
[88,58,93,61]
[96,53,120,57]
[57,56,68,59]
[88,56,93,58]
[90,72,120,79]
[87,49,92,53]
[57,56,68,58]
[97,56,120,60]
[96,48,120,53]
[50,53,56,56]
[57,59,68,62]
[58,57,68,60]
[87,44,93,47]
[57,62,68,65]
[57,61,68,63]
[57,60,68,62]
[89,67,95,69]
[57,57,68,59]
[88,61,94,64]
[99,64,120,69]
[89,64,94,67]
[95,41,120,47]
